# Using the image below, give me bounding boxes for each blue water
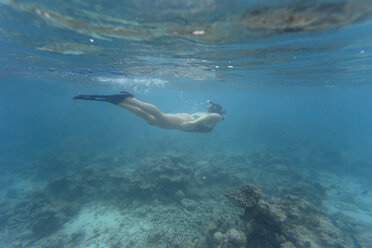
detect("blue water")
[1,0,372,247]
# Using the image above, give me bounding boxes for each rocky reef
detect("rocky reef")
[225,183,355,248]
[123,153,203,202]
[1,150,371,248]
[225,184,262,209]
[211,151,328,206]
[0,152,238,248]
[212,228,247,248]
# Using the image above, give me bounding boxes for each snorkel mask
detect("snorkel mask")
[207,100,226,119]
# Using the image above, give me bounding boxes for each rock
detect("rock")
[129,154,199,202]
[175,190,185,201]
[181,198,198,210]
[30,211,62,238]
[281,241,296,248]
[225,184,262,208]
[226,183,355,248]
[226,228,247,246]
[213,231,225,245]
[207,221,218,233]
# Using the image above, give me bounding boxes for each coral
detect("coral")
[1,152,219,247]
[225,184,262,209]
[3,188,80,246]
[226,183,355,248]
[181,198,198,210]
[213,231,224,244]
[280,241,295,248]
[212,228,247,248]
[174,190,186,200]
[126,153,203,202]
[226,228,247,247]
[29,211,62,238]
[215,152,328,206]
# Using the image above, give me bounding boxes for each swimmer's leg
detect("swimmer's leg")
[73,92,133,105]
[120,103,158,125]
[122,97,165,120]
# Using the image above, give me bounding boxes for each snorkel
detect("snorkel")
[207,100,226,120]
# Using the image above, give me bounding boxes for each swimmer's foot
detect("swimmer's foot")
[73,92,133,104]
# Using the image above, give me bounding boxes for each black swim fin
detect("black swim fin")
[73,92,133,104]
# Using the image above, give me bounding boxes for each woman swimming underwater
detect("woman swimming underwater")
[73,92,225,133]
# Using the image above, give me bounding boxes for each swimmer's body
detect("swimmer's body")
[73,92,225,133]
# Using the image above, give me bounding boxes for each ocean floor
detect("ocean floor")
[0,148,371,248]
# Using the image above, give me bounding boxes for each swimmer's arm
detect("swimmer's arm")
[182,113,222,130]
[191,112,206,119]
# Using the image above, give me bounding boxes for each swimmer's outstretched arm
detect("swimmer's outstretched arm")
[181,113,222,130]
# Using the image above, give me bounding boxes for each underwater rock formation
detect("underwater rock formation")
[225,184,262,209]
[1,152,221,247]
[124,152,206,203]
[226,183,355,248]
[181,198,198,210]
[212,228,247,248]
[4,149,367,248]
[3,187,81,245]
[223,151,328,206]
